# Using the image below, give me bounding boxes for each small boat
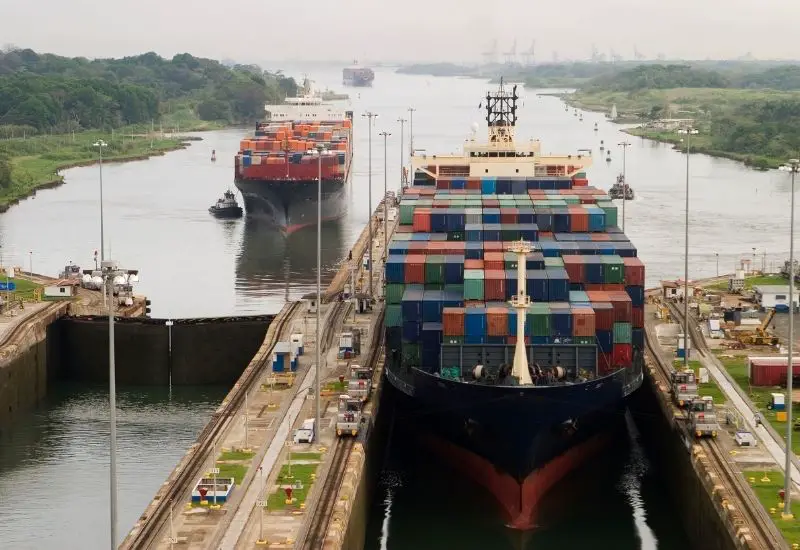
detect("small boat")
[211,149,217,162]
[209,189,243,218]
[599,140,605,152]
[609,174,634,200]
[594,122,598,132]
[605,153,612,162]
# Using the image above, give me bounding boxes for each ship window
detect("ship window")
[485,169,489,173]
[516,169,519,173]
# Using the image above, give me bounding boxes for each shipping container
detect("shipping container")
[572,307,596,337]
[606,291,633,322]
[632,306,644,329]
[404,254,426,284]
[623,257,645,286]
[465,307,487,336]
[464,269,485,300]
[386,304,403,327]
[386,283,405,305]
[386,256,406,283]
[443,307,465,336]
[748,358,800,386]
[612,343,633,367]
[613,322,632,344]
[591,302,615,331]
[596,330,613,353]
[487,307,509,337]
[484,270,506,301]
[626,285,645,308]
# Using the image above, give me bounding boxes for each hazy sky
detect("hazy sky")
[1,0,798,63]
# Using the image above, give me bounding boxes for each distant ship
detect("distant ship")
[343,61,374,87]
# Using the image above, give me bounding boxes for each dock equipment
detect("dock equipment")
[347,364,372,402]
[688,396,719,438]
[272,342,298,372]
[671,368,699,408]
[335,395,363,437]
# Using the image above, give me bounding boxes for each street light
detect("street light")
[618,141,630,232]
[715,252,719,277]
[779,158,799,519]
[94,139,108,306]
[408,107,416,164]
[379,131,391,261]
[362,112,378,298]
[102,259,139,548]
[312,144,329,442]
[28,250,32,277]
[677,127,698,368]
[397,118,406,187]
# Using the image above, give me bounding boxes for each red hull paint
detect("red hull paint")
[284,214,342,235]
[423,432,610,530]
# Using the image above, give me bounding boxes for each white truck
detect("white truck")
[335,395,363,437]
[688,396,719,438]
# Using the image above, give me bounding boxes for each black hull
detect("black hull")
[234,178,346,232]
[208,206,242,218]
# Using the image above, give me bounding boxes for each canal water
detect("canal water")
[0,65,796,547]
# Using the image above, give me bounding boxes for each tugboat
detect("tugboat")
[609,174,634,200]
[594,122,598,132]
[209,189,243,218]
[211,149,216,162]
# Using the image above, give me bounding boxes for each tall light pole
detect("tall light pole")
[379,131,391,261]
[28,250,32,277]
[618,141,630,232]
[780,158,799,519]
[715,252,719,277]
[407,107,416,164]
[677,127,698,368]
[94,140,108,307]
[397,118,406,187]
[314,144,327,442]
[362,112,378,298]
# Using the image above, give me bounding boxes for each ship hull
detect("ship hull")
[234,178,346,233]
[208,206,243,219]
[385,359,640,529]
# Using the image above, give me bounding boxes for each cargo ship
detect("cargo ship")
[234,81,353,233]
[383,81,645,530]
[342,61,374,87]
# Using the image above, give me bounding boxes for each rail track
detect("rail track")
[646,300,787,549]
[0,302,65,353]
[123,300,302,550]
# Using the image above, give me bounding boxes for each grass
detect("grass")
[2,277,42,302]
[290,452,322,461]
[743,470,800,546]
[267,463,319,510]
[217,463,248,485]
[324,380,348,393]
[705,274,788,291]
[219,450,255,461]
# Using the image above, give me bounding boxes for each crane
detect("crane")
[504,39,517,65]
[521,40,536,66]
[482,39,498,65]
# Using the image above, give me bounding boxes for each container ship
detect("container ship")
[383,81,645,530]
[342,61,374,87]
[234,82,353,233]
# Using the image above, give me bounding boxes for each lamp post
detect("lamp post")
[94,140,108,306]
[397,118,406,187]
[677,127,698,368]
[715,252,719,278]
[28,250,32,277]
[618,141,630,232]
[780,158,800,519]
[362,112,378,298]
[379,131,391,261]
[313,144,328,442]
[408,107,416,164]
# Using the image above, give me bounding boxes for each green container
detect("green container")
[613,322,632,344]
[444,284,464,295]
[526,303,551,336]
[401,343,421,368]
[544,257,564,268]
[386,304,403,327]
[424,283,444,291]
[443,336,464,345]
[504,252,518,270]
[399,201,416,225]
[576,171,587,179]
[562,196,580,205]
[574,336,594,345]
[601,255,624,284]
[569,290,590,303]
[464,269,485,300]
[447,231,465,241]
[385,283,405,304]
[465,199,483,208]
[597,201,618,228]
[393,233,412,241]
[425,255,446,285]
[501,227,520,241]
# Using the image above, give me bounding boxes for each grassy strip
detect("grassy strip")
[290,452,322,461]
[674,359,726,403]
[267,463,319,510]
[219,450,255,461]
[744,470,800,545]
[704,274,787,291]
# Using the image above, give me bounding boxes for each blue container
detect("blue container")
[451,178,466,190]
[584,257,604,284]
[242,156,252,167]
[540,179,556,190]
[272,354,285,372]
[444,255,464,284]
[465,223,483,242]
[505,270,518,298]
[626,285,645,307]
[290,357,298,372]
[388,242,410,255]
[410,233,432,241]
[483,223,501,241]
[527,253,545,270]
[552,208,570,233]
[561,243,579,256]
[385,256,406,283]
[588,208,605,232]
[386,327,402,352]
[554,179,570,190]
[431,210,447,233]
[465,242,483,260]
[526,270,549,301]
[422,290,444,323]
[535,209,553,231]
[532,335,552,345]
[519,223,539,241]
[616,242,638,258]
[421,322,443,349]
[546,268,569,302]
[442,290,464,308]
[508,308,518,336]
[481,177,496,194]
[596,329,613,353]
[511,179,527,194]
[403,321,421,342]
[632,328,644,350]
[465,334,486,344]
[551,310,572,338]
[446,209,466,232]
[487,336,506,345]
[496,179,512,194]
[401,287,425,321]
[518,208,535,224]
[482,208,501,224]
[539,242,560,258]
[465,307,487,336]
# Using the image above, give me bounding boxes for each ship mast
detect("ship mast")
[508,239,533,384]
[485,77,518,145]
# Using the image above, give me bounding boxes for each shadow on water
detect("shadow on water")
[364,407,691,550]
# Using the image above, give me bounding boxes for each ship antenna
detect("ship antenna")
[509,239,533,385]
[485,77,518,145]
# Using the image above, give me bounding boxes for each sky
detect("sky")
[0,0,799,64]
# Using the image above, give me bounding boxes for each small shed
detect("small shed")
[44,279,78,298]
[661,279,695,300]
[752,285,799,312]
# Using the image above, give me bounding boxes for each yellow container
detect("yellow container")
[777,411,788,422]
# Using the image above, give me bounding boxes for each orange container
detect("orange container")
[568,206,589,232]
[443,308,465,336]
[486,307,508,337]
[572,308,596,337]
[483,251,505,271]
[464,259,484,270]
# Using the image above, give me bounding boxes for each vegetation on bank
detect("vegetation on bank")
[743,470,800,545]
[705,274,788,291]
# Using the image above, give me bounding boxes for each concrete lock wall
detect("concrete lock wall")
[52,315,274,386]
[0,339,47,436]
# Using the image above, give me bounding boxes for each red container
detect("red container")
[580,197,596,204]
[584,283,604,291]
[484,270,506,301]
[601,283,625,292]
[607,291,632,322]
[598,351,614,375]
[623,257,646,286]
[404,254,426,284]
[591,302,615,331]
[464,259,485,270]
[632,306,644,329]
[572,308,596,337]
[486,307,508,336]
[573,178,589,187]
[500,208,519,224]
[396,225,414,233]
[412,208,431,232]
[483,199,500,207]
[443,307,465,336]
[749,358,800,386]
[612,344,633,367]
[436,179,450,190]
[483,242,504,252]
[586,290,610,302]
[466,178,482,190]
[590,233,610,241]
[507,336,531,345]
[484,251,505,271]
[568,206,589,232]
[562,256,586,283]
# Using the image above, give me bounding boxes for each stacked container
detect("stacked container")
[386,183,643,377]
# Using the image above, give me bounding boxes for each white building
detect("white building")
[44,280,77,298]
[661,279,696,300]
[753,285,799,311]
